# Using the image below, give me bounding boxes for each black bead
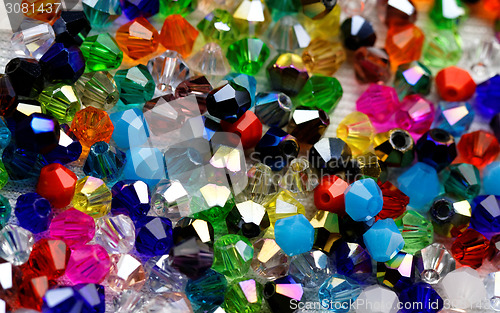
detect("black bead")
[226,201,270,238]
[340,15,376,51]
[288,106,330,146]
[416,128,457,172]
[0,75,19,118]
[173,217,214,246]
[5,58,44,98]
[309,137,352,175]
[53,11,92,46]
[39,43,85,84]
[339,215,373,246]
[15,113,60,154]
[255,127,300,171]
[206,82,252,122]
[264,276,304,313]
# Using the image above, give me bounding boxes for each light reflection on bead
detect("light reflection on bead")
[95,214,135,254]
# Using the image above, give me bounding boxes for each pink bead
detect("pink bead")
[49,208,96,247]
[356,84,400,123]
[66,244,111,284]
[395,95,435,135]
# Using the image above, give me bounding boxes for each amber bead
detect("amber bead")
[159,15,199,58]
[314,175,349,215]
[302,39,346,76]
[385,24,424,70]
[22,0,62,24]
[354,47,391,84]
[36,163,77,209]
[435,66,476,102]
[115,17,160,60]
[385,0,417,27]
[70,106,114,151]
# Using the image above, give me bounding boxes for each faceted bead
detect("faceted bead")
[288,107,330,146]
[2,143,47,181]
[159,15,199,58]
[277,158,317,196]
[160,0,195,16]
[226,38,270,76]
[81,33,122,72]
[111,180,150,222]
[37,84,81,124]
[0,225,34,265]
[0,118,11,151]
[11,19,55,60]
[422,28,462,69]
[309,210,341,253]
[267,53,309,97]
[302,4,341,40]
[173,218,214,248]
[52,11,91,46]
[148,51,191,93]
[0,258,22,310]
[314,175,349,214]
[212,234,253,278]
[332,241,372,283]
[27,239,70,280]
[150,179,190,222]
[275,214,314,257]
[457,130,500,167]
[109,108,148,149]
[114,65,155,105]
[318,274,362,312]
[344,178,383,222]
[377,252,417,291]
[66,244,110,284]
[83,0,121,27]
[397,162,440,209]
[197,9,239,46]
[394,61,432,100]
[73,283,106,312]
[337,112,375,156]
[107,254,146,292]
[429,0,465,29]
[220,111,262,150]
[226,200,270,238]
[269,15,310,52]
[373,128,415,167]
[287,250,330,288]
[185,269,227,306]
[135,216,173,256]
[115,17,159,61]
[354,47,391,84]
[169,236,214,279]
[70,106,114,150]
[0,195,10,229]
[451,228,488,268]
[485,271,500,311]
[356,285,398,313]
[474,74,500,115]
[432,101,474,137]
[36,163,77,208]
[95,215,134,255]
[0,161,8,191]
[435,66,476,102]
[0,75,19,118]
[144,255,188,293]
[266,0,300,15]
[415,243,455,284]
[471,195,500,233]
[5,58,44,98]
[232,0,271,36]
[356,84,400,123]
[74,72,119,110]
[399,283,443,313]
[302,39,345,76]
[14,193,52,234]
[460,38,500,85]
[264,276,304,313]
[255,127,299,171]
[206,82,251,123]
[189,43,230,78]
[395,95,435,135]
[484,161,500,196]
[224,73,257,105]
[83,141,125,184]
[21,0,61,24]
[41,286,85,313]
[39,43,85,84]
[242,163,275,204]
[440,267,487,310]
[251,238,289,280]
[399,210,433,254]
[301,0,337,19]
[385,0,417,27]
[49,207,95,246]
[254,92,292,128]
[190,184,235,222]
[263,190,305,225]
[363,218,405,262]
[223,278,263,313]
[144,292,194,312]
[295,75,342,114]
[430,194,471,237]
[309,137,352,175]
[385,24,425,70]
[340,15,376,51]
[442,163,480,200]
[416,129,457,171]
[17,274,51,311]
[14,112,59,155]
[120,0,159,19]
[72,176,111,218]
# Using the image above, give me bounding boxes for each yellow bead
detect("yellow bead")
[263,190,305,225]
[73,176,112,218]
[337,112,375,156]
[301,5,341,40]
[302,39,346,76]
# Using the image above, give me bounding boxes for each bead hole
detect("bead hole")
[432,129,450,142]
[390,130,411,150]
[92,141,109,154]
[321,193,331,204]
[446,87,458,98]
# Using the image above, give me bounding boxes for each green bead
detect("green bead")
[429,0,466,30]
[160,0,195,17]
[394,61,432,100]
[38,84,82,124]
[266,0,301,18]
[227,38,270,76]
[0,161,8,191]
[0,194,11,229]
[114,65,156,105]
[443,163,480,200]
[197,9,239,46]
[422,28,462,69]
[191,184,236,223]
[74,71,120,110]
[223,278,263,313]
[82,0,121,28]
[212,234,254,278]
[80,33,123,73]
[398,210,433,255]
[294,75,343,113]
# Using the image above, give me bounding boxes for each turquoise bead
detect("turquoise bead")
[397,162,441,210]
[185,269,227,306]
[123,147,166,186]
[484,161,500,196]
[0,118,11,151]
[109,108,149,149]
[363,218,404,262]
[318,274,362,313]
[274,214,314,256]
[344,178,383,222]
[83,141,126,184]
[114,65,156,105]
[432,101,474,137]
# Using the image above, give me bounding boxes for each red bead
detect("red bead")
[221,111,263,149]
[0,258,23,309]
[27,239,71,280]
[376,181,409,219]
[36,163,77,208]
[18,275,52,311]
[457,130,500,167]
[451,229,489,269]
[435,66,476,102]
[314,175,349,215]
[0,75,18,117]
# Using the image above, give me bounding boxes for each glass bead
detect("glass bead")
[394,61,432,100]
[255,127,299,171]
[398,210,433,254]
[82,0,121,27]
[74,71,119,110]
[459,38,500,84]
[2,142,47,181]
[269,15,310,52]
[17,275,50,311]
[254,92,292,128]
[356,285,398,313]
[440,267,487,310]
[397,162,440,209]
[135,216,174,256]
[39,43,85,85]
[147,51,190,94]
[111,180,150,222]
[337,112,375,156]
[170,236,214,280]
[266,0,300,15]
[354,47,391,84]
[114,64,156,105]
[242,163,276,204]
[416,128,457,172]
[15,113,59,155]
[109,108,149,149]
[49,207,95,247]
[251,238,289,280]
[11,18,56,60]
[457,130,500,167]
[332,241,372,283]
[190,184,235,222]
[278,158,318,196]
[314,175,349,214]
[301,0,337,19]
[38,84,81,124]
[197,9,239,46]
[206,82,251,122]
[150,179,190,223]
[42,287,85,313]
[376,182,408,220]
[470,195,500,233]
[81,33,123,72]
[295,75,343,114]
[399,283,443,313]
[356,84,400,123]
[415,243,455,284]
[223,278,263,313]
[450,229,489,269]
[309,137,352,175]
[27,239,70,280]
[66,244,111,284]
[430,194,471,237]
[160,0,195,16]
[14,193,52,234]
[309,210,341,253]
[275,214,314,257]
[386,24,425,71]
[385,0,417,27]
[0,118,11,151]
[159,15,199,58]
[302,39,345,76]
[435,66,476,102]
[302,4,341,40]
[70,106,114,151]
[120,0,159,20]
[432,101,474,137]
[340,15,376,51]
[212,234,253,278]
[267,53,309,97]
[475,74,500,115]
[422,28,462,69]
[344,178,383,222]
[144,292,194,312]
[288,249,331,288]
[185,269,227,306]
[443,163,480,200]
[72,176,112,218]
[263,190,305,225]
[36,163,77,209]
[429,0,465,30]
[377,251,418,291]
[373,128,415,168]
[107,254,147,292]
[264,276,304,313]
[0,225,34,265]
[144,255,188,293]
[484,272,500,311]
[288,106,330,146]
[395,95,435,135]
[74,283,106,313]
[123,146,166,187]
[52,11,91,47]
[95,214,135,254]
[318,274,362,312]
[5,58,44,98]
[83,141,126,184]
[227,38,270,76]
[363,218,404,262]
[484,162,500,196]
[189,43,230,79]
[232,0,271,36]
[226,200,270,238]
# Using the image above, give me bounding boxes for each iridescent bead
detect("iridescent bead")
[275,214,314,256]
[223,278,263,313]
[95,214,135,254]
[470,195,500,234]
[14,193,52,234]
[356,84,400,123]
[83,141,126,184]
[107,254,147,292]
[394,61,432,100]
[288,250,331,288]
[450,229,489,269]
[318,274,362,312]
[251,238,289,280]
[377,252,418,291]
[212,234,253,278]
[344,178,383,222]
[340,15,376,51]
[430,194,471,237]
[288,107,330,146]
[373,128,415,168]
[337,112,375,156]
[309,210,341,253]
[151,179,190,223]
[227,38,270,76]
[264,276,304,313]
[254,92,292,128]
[432,101,474,137]
[416,129,457,172]
[354,47,391,84]
[0,225,34,265]
[397,162,440,209]
[267,53,309,96]
[363,218,404,262]
[111,180,150,222]
[135,216,173,256]
[295,75,343,114]
[255,127,299,171]
[457,130,500,167]
[395,95,435,135]
[302,39,345,76]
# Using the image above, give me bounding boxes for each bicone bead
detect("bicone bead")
[52,11,91,46]
[274,214,314,256]
[49,207,95,247]
[251,238,289,280]
[416,128,457,172]
[114,65,156,105]
[109,108,149,149]
[95,214,135,254]
[288,107,330,147]
[0,224,35,265]
[385,24,424,70]
[36,163,77,208]
[15,193,52,234]
[353,47,391,84]
[233,0,271,37]
[223,278,263,313]
[254,92,292,128]
[309,137,352,175]
[0,194,10,228]
[356,84,400,123]
[267,53,309,97]
[363,218,405,262]
[491,113,500,142]
[255,127,299,171]
[212,234,253,278]
[344,178,383,222]
[340,15,376,51]
[82,0,121,27]
[395,95,435,135]
[80,33,123,72]
[450,229,489,269]
[398,162,441,210]
[107,254,146,292]
[226,38,270,76]
[430,194,471,238]
[66,244,111,284]
[399,283,443,313]
[5,58,44,98]
[111,180,150,222]
[206,82,252,122]
[314,175,349,214]
[302,39,346,77]
[115,17,159,60]
[44,127,83,165]
[83,141,126,184]
[27,239,70,280]
[377,181,409,219]
[432,101,474,137]
[135,216,174,256]
[264,276,304,313]
[72,176,112,218]
[123,147,166,186]
[470,195,500,234]
[318,274,362,312]
[435,66,476,102]
[39,43,85,84]
[295,75,343,114]
[394,61,432,100]
[373,128,415,168]
[74,72,119,112]
[484,162,500,196]
[11,18,56,60]
[70,106,114,151]
[443,163,480,200]
[457,130,500,167]
[159,14,199,58]
[120,0,159,19]
[337,112,375,156]
[226,201,270,239]
[185,269,227,306]
[476,74,500,115]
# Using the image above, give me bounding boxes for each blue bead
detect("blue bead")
[84,141,126,184]
[470,195,500,233]
[135,216,173,256]
[476,74,500,116]
[0,195,10,228]
[15,192,52,234]
[39,43,85,84]
[333,241,372,283]
[122,146,166,186]
[318,274,362,313]
[44,128,82,165]
[399,282,443,313]
[224,73,257,106]
[111,180,151,222]
[42,287,86,313]
[432,101,474,137]
[2,142,48,181]
[0,117,11,151]
[15,113,60,154]
[363,218,404,262]
[255,127,299,171]
[73,283,105,313]
[275,214,314,256]
[344,178,383,222]
[484,161,500,196]
[185,269,227,306]
[109,108,149,149]
[120,0,159,19]
[397,162,441,210]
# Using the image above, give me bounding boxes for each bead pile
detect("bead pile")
[1,0,500,312]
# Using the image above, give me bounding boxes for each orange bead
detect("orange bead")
[385,24,424,71]
[159,14,199,58]
[484,0,500,16]
[435,66,476,102]
[70,107,114,150]
[221,111,263,149]
[36,163,77,209]
[22,0,62,25]
[457,130,500,167]
[116,17,160,60]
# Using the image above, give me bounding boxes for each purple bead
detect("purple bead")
[470,195,500,234]
[399,282,443,313]
[395,95,435,135]
[14,192,52,234]
[170,237,214,279]
[135,216,173,256]
[111,180,151,222]
[356,84,400,123]
[39,43,85,84]
[73,283,105,313]
[120,0,159,20]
